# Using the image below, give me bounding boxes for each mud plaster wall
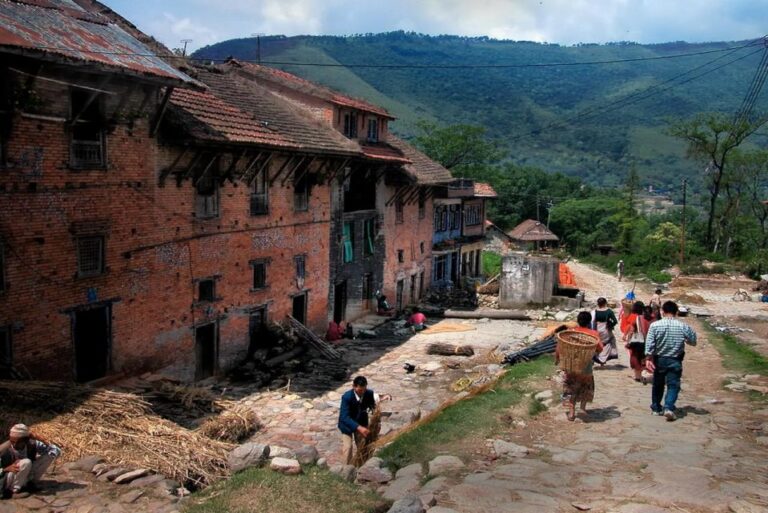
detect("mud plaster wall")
[499,253,559,308]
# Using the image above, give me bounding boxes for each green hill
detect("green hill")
[193,33,768,194]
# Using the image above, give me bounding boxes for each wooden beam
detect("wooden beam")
[280,156,307,186]
[159,146,188,185]
[402,185,423,205]
[373,165,389,184]
[69,76,110,126]
[150,86,174,137]
[326,157,350,182]
[385,185,411,207]
[193,154,219,187]
[269,155,295,186]
[181,151,204,180]
[290,156,316,187]
[111,83,137,122]
[246,152,274,186]
[223,149,247,183]
[239,151,263,183]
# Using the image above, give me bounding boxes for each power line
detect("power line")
[17,39,764,69]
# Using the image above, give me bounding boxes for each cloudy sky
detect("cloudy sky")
[105,0,767,52]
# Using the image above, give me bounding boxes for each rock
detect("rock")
[493,440,530,458]
[756,437,768,446]
[129,474,167,488]
[746,385,768,394]
[69,455,105,472]
[155,479,181,495]
[270,457,302,475]
[357,457,393,484]
[114,468,151,484]
[427,455,465,477]
[729,499,767,513]
[554,311,570,321]
[119,489,145,504]
[316,458,328,469]
[228,443,271,472]
[329,464,357,482]
[426,508,460,513]
[98,467,128,482]
[420,476,449,494]
[395,463,424,479]
[725,383,747,392]
[421,362,442,372]
[420,493,437,507]
[92,463,110,476]
[386,495,425,513]
[534,390,553,400]
[269,445,296,459]
[294,445,319,465]
[572,503,592,511]
[382,476,422,501]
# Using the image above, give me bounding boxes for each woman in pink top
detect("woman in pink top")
[407,307,427,332]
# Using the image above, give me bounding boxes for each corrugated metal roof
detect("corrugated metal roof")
[0,0,194,84]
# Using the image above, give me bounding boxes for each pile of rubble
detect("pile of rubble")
[423,287,478,308]
[477,293,499,309]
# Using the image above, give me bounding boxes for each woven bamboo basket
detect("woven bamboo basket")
[620,299,634,314]
[556,330,598,373]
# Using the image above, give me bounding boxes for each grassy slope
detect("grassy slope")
[183,466,388,513]
[377,356,553,470]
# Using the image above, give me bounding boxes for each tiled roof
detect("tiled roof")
[230,61,394,118]
[0,0,194,84]
[508,219,559,242]
[359,142,410,164]
[474,182,498,198]
[387,136,453,185]
[168,67,360,154]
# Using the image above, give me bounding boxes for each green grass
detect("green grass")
[183,466,388,513]
[482,251,502,277]
[705,327,768,377]
[527,397,549,417]
[378,356,553,471]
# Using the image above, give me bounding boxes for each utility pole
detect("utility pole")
[546,200,554,229]
[680,178,687,267]
[180,39,193,57]
[251,33,265,63]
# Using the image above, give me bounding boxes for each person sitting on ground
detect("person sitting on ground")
[325,320,343,342]
[556,311,604,421]
[0,424,61,498]
[406,307,427,332]
[592,297,619,365]
[376,294,394,316]
[337,376,392,465]
[622,301,650,383]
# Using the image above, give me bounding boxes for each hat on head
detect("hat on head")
[10,424,29,438]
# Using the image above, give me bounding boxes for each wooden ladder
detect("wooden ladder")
[286,315,341,360]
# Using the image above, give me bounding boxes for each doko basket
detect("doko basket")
[556,330,599,373]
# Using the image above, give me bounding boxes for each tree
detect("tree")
[730,150,768,248]
[412,121,502,172]
[617,166,640,252]
[669,113,767,249]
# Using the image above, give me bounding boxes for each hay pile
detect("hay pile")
[0,381,232,488]
[198,402,261,443]
[351,405,381,467]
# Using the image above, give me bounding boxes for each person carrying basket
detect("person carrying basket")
[555,311,604,421]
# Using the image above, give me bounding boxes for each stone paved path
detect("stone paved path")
[410,262,768,513]
[244,317,541,465]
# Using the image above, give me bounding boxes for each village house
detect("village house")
[0,1,455,382]
[484,219,515,253]
[431,180,497,288]
[221,60,453,320]
[507,219,559,251]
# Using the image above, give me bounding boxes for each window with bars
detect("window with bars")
[367,118,379,142]
[395,198,404,224]
[70,90,106,168]
[0,326,10,377]
[342,221,355,263]
[251,259,269,290]
[418,189,426,219]
[295,255,306,280]
[343,112,358,138]
[465,205,482,226]
[250,169,269,215]
[294,173,309,212]
[76,236,105,277]
[434,255,447,281]
[195,175,219,219]
[0,238,5,293]
[363,218,376,256]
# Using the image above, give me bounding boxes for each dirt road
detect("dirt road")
[422,262,768,513]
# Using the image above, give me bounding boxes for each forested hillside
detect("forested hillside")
[193,32,768,194]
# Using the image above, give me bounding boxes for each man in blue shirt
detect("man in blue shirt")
[645,301,697,421]
[338,376,391,464]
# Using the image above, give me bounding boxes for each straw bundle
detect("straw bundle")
[0,381,232,488]
[351,405,381,467]
[555,330,598,373]
[198,402,261,443]
[427,343,475,357]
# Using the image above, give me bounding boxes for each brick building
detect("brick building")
[0,3,455,382]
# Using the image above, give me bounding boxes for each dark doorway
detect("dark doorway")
[362,274,373,311]
[450,252,459,283]
[73,306,111,383]
[333,281,347,323]
[396,279,404,311]
[248,308,267,357]
[292,293,307,325]
[195,322,217,381]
